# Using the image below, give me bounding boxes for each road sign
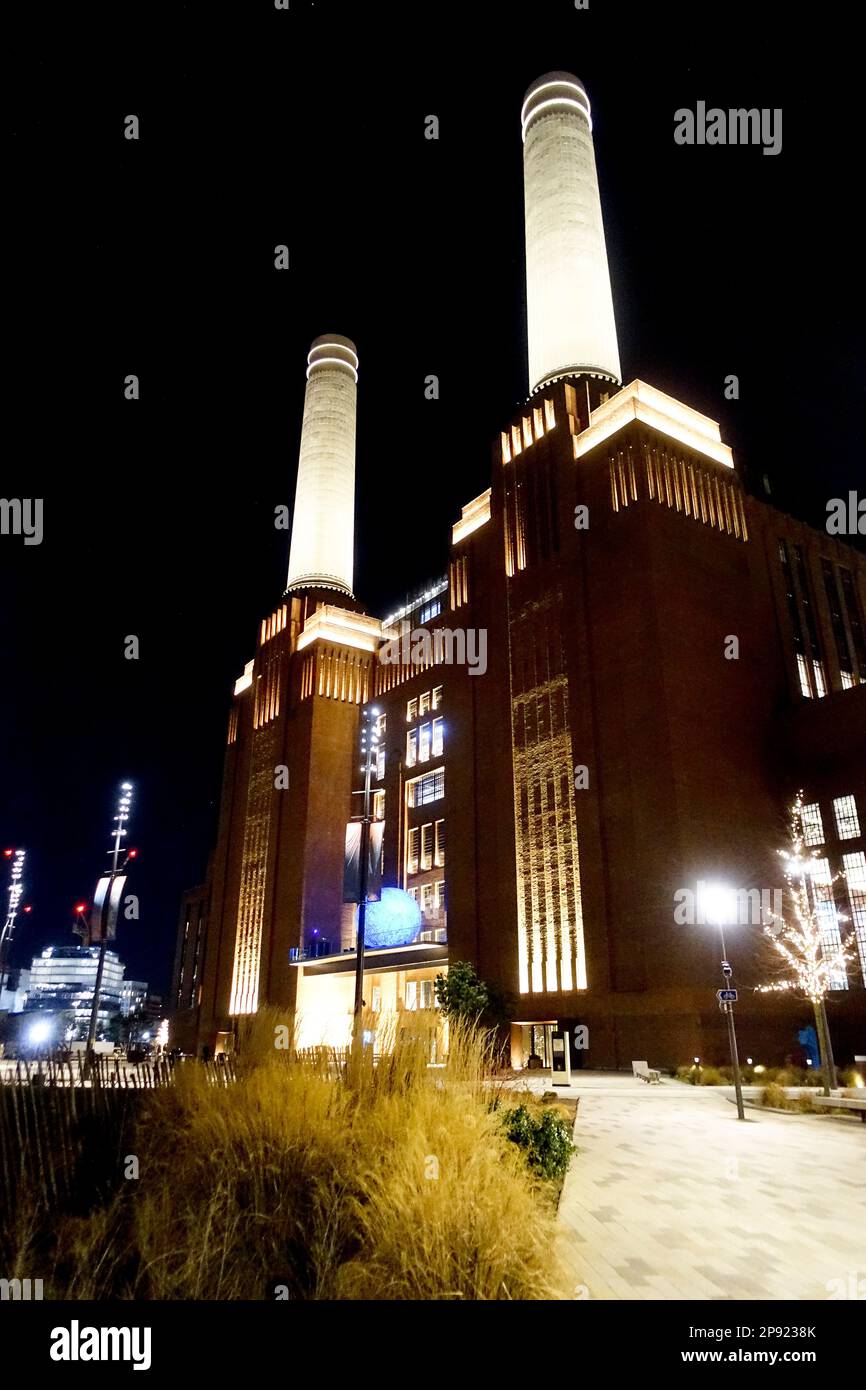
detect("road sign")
[717,988,738,1002]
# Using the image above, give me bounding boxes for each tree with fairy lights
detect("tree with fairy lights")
[758,791,854,1096]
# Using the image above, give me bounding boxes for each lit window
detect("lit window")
[371,986,382,1013]
[435,880,446,910]
[796,654,812,699]
[406,730,417,767]
[432,685,443,710]
[407,886,418,902]
[407,768,444,807]
[421,882,436,914]
[407,698,417,723]
[434,819,445,867]
[842,852,866,984]
[407,828,420,875]
[801,802,824,846]
[833,795,861,840]
[432,716,443,757]
[373,790,385,821]
[375,712,387,737]
[421,823,433,870]
[420,979,434,1009]
[405,980,418,1010]
[419,600,441,623]
[419,723,431,762]
[808,858,847,990]
[375,746,385,781]
[419,690,431,717]
[812,661,826,698]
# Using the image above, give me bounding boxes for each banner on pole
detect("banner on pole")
[90,873,127,943]
[342,821,384,903]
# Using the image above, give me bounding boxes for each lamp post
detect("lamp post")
[0,848,26,994]
[352,710,380,1043]
[85,782,134,1069]
[699,882,746,1121]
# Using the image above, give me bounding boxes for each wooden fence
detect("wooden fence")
[0,1053,235,1226]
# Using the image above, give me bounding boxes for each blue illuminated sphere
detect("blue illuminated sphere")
[364,887,422,948]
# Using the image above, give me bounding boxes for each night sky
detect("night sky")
[3,3,863,997]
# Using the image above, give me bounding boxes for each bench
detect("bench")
[812,1094,866,1122]
[632,1060,661,1084]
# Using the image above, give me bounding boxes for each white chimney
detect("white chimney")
[522,73,621,395]
[286,335,358,596]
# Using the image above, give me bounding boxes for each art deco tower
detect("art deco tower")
[286,335,359,596]
[522,72,621,394]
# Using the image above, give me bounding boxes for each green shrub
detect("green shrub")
[501,1104,575,1181]
[795,1093,815,1114]
[698,1066,724,1086]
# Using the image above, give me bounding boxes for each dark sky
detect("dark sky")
[3,2,863,997]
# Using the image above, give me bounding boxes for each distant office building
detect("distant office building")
[26,946,124,1036]
[0,967,30,1014]
[121,979,148,1019]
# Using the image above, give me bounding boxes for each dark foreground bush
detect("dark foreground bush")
[500,1104,576,1181]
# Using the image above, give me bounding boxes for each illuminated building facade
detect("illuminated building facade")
[173,75,866,1067]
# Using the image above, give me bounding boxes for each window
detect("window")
[421,823,433,870]
[371,986,382,1013]
[821,559,857,687]
[408,768,444,806]
[375,746,385,780]
[406,729,417,767]
[842,852,866,984]
[405,980,418,1010]
[421,882,436,914]
[419,600,441,623]
[801,802,825,846]
[432,685,443,710]
[373,790,385,821]
[839,567,866,678]
[434,819,445,867]
[407,698,417,723]
[779,540,813,698]
[419,979,434,1009]
[793,545,827,698]
[407,827,420,875]
[833,795,861,840]
[407,886,418,903]
[432,716,443,757]
[375,712,387,738]
[419,722,431,762]
[419,690,431,717]
[434,880,446,910]
[808,858,847,990]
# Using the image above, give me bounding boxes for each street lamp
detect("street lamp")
[698,881,746,1121]
[85,781,135,1068]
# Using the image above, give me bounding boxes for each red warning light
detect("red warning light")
[128,848,138,859]
[74,902,87,915]
[3,849,13,858]
[23,905,32,913]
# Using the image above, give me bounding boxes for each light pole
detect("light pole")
[352,709,380,1044]
[0,848,26,994]
[85,782,134,1068]
[699,882,746,1121]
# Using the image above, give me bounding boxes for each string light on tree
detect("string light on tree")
[758,790,854,1095]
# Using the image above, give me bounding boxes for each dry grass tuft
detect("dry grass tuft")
[8,1011,569,1300]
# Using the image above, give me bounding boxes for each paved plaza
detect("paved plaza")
[544,1073,866,1301]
